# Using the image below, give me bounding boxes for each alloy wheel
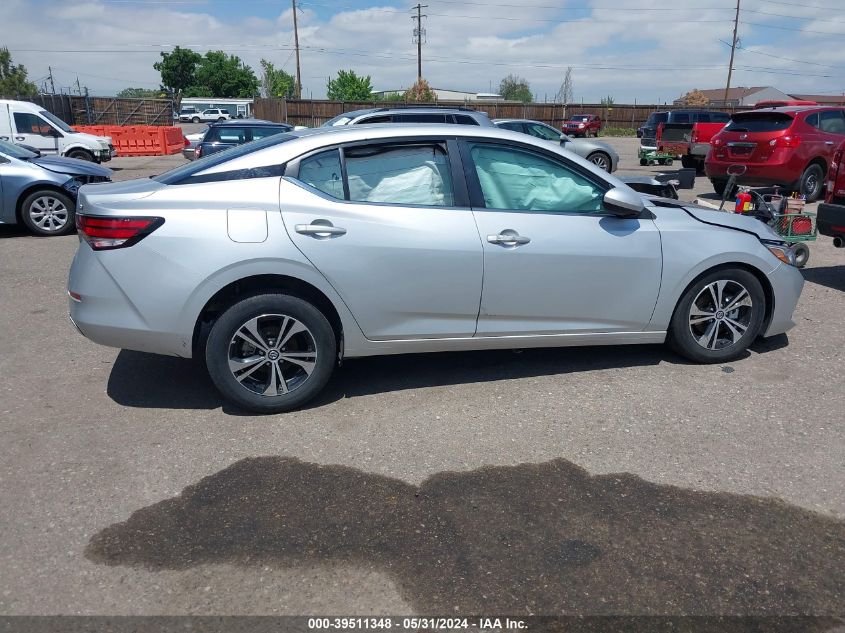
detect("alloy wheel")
[589,153,610,171]
[28,195,70,233]
[688,279,753,350]
[227,313,317,396]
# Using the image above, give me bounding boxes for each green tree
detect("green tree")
[190,51,258,98]
[326,70,374,101]
[116,87,163,98]
[499,74,532,103]
[403,78,435,102]
[260,59,295,98]
[600,94,615,106]
[153,46,202,94]
[0,47,38,96]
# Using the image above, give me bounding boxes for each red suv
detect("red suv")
[705,106,845,201]
[562,114,602,137]
[826,139,845,205]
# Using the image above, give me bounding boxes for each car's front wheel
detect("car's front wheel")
[668,269,765,363]
[192,116,200,123]
[587,151,612,172]
[205,294,336,413]
[20,189,76,236]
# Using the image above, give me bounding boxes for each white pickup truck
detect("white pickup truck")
[0,99,114,163]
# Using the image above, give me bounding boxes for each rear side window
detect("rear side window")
[496,121,524,133]
[454,114,480,125]
[818,110,845,134]
[711,112,731,123]
[345,143,454,206]
[298,149,344,199]
[725,112,794,133]
[205,127,247,143]
[671,112,691,124]
[395,113,448,123]
[357,115,391,124]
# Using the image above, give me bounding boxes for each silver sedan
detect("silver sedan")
[494,118,619,173]
[68,124,803,413]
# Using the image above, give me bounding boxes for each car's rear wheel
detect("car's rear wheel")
[798,163,824,202]
[20,190,75,236]
[205,294,336,413]
[217,117,225,122]
[587,151,612,172]
[668,269,765,363]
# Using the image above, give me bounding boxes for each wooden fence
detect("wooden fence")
[255,98,739,129]
[0,94,175,126]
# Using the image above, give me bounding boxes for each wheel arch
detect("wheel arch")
[669,262,775,338]
[15,182,73,224]
[192,274,345,358]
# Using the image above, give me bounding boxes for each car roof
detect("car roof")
[208,119,290,127]
[344,106,486,117]
[493,118,551,126]
[736,105,842,114]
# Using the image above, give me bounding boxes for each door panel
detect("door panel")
[473,212,661,334]
[282,144,483,340]
[463,140,662,335]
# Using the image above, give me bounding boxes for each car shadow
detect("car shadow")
[0,225,32,239]
[106,345,675,414]
[802,265,845,293]
[85,456,845,625]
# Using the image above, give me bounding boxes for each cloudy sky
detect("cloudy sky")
[4,0,845,102]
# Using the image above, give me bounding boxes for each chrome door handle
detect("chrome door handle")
[825,141,835,145]
[0,136,8,141]
[14,136,25,141]
[295,223,347,237]
[488,233,530,245]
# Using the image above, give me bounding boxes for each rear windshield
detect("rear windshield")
[645,112,668,126]
[569,115,590,122]
[153,133,295,184]
[724,112,794,133]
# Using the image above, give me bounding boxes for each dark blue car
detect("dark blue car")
[194,120,293,160]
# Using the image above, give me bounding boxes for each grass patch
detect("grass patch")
[600,127,638,137]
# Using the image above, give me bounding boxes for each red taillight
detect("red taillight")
[769,134,801,149]
[690,128,698,144]
[656,122,664,141]
[183,136,190,147]
[75,214,164,250]
[194,144,202,159]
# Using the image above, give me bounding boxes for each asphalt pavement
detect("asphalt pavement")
[0,136,843,619]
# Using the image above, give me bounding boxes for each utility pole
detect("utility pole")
[292,0,302,99]
[411,4,427,81]
[723,0,740,106]
[75,77,82,96]
[48,66,55,94]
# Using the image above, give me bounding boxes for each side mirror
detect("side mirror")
[48,128,63,138]
[603,187,646,218]
[559,134,569,144]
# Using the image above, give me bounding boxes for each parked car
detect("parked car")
[754,100,817,109]
[177,107,199,122]
[68,124,803,413]
[190,108,232,123]
[562,114,602,137]
[1,99,114,163]
[640,110,729,149]
[817,139,845,249]
[706,105,845,201]
[181,126,208,161]
[658,115,731,172]
[0,139,111,235]
[193,120,293,159]
[322,106,492,127]
[493,118,618,172]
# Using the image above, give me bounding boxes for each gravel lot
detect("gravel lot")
[0,135,842,618]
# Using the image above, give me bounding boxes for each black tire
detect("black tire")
[205,294,336,413]
[66,148,94,162]
[711,179,737,198]
[639,158,648,166]
[798,163,824,202]
[665,158,673,166]
[657,158,667,165]
[792,242,810,268]
[668,268,766,364]
[681,154,698,170]
[587,151,612,172]
[217,117,226,122]
[19,189,76,236]
[191,116,201,123]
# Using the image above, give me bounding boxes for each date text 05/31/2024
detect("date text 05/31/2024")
[307,617,528,630]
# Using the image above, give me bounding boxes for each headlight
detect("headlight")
[763,241,796,266]
[578,123,585,128]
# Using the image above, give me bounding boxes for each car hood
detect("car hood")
[31,155,113,178]
[651,198,782,241]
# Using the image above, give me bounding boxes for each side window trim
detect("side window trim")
[457,137,612,215]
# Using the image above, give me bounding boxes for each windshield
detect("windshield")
[39,110,74,133]
[0,139,38,160]
[569,116,590,122]
[645,112,668,126]
[152,133,296,184]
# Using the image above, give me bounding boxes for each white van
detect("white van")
[0,99,114,163]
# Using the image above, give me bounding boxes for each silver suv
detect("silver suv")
[68,125,803,413]
[322,107,492,127]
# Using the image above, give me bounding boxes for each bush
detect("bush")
[599,127,637,137]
